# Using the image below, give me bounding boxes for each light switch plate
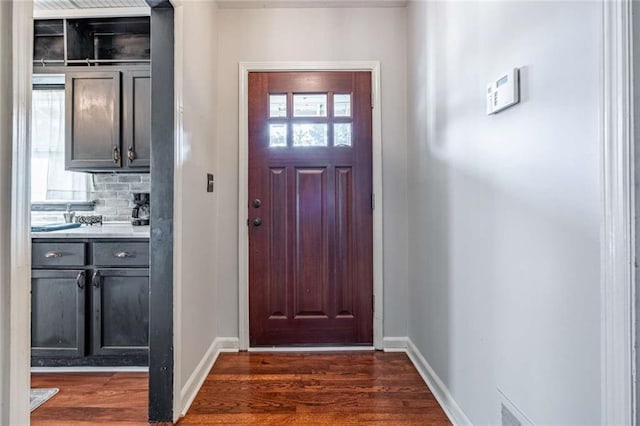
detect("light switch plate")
[486,68,520,115]
[207,173,214,193]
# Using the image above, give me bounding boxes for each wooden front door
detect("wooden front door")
[248,72,373,346]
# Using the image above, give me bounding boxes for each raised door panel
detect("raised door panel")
[31,269,86,360]
[91,269,149,358]
[66,71,122,171]
[123,70,151,170]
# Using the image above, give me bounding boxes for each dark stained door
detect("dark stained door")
[249,72,373,346]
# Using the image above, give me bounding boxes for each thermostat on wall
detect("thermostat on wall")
[486,68,520,115]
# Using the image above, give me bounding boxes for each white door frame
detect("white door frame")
[7,1,33,425]
[601,1,636,424]
[237,61,384,350]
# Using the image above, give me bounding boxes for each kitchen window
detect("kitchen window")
[31,75,91,205]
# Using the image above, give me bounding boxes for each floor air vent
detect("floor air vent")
[501,403,522,426]
[498,388,533,426]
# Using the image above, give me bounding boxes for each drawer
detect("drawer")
[32,243,86,267]
[93,242,149,267]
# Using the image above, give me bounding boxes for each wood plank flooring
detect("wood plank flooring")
[30,372,148,425]
[30,352,450,425]
[178,352,451,425]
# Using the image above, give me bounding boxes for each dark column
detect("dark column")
[147,4,174,423]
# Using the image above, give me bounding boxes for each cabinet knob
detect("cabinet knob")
[92,270,101,288]
[127,146,136,162]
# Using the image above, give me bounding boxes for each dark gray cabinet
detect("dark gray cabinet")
[91,269,149,357]
[31,238,149,367]
[123,70,151,169]
[65,71,122,171]
[31,269,86,358]
[65,67,150,173]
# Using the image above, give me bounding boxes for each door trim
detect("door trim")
[602,1,636,424]
[238,61,384,350]
[7,2,33,424]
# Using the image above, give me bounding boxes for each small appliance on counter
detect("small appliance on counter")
[131,192,150,226]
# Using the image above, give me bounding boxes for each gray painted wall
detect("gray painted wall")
[0,1,12,422]
[216,6,409,339]
[175,0,220,412]
[406,1,601,423]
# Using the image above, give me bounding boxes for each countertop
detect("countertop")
[31,223,150,239]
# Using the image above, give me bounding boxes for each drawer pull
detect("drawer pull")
[76,271,85,290]
[44,251,63,259]
[115,251,133,258]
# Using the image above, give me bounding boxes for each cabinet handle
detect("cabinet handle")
[113,146,121,164]
[115,251,133,258]
[92,270,100,288]
[76,271,85,290]
[45,251,62,259]
[127,146,136,161]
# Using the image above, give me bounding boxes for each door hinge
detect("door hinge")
[371,193,375,211]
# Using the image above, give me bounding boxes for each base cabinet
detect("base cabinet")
[31,239,149,367]
[91,269,149,357]
[31,270,86,359]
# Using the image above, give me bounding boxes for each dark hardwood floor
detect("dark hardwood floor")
[30,372,148,425]
[30,352,450,425]
[178,351,451,425]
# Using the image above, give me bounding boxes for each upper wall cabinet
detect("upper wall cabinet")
[65,68,150,173]
[34,17,151,173]
[66,71,122,171]
[34,17,150,67]
[123,70,151,169]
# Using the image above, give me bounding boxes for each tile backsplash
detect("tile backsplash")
[31,173,150,224]
[92,174,150,222]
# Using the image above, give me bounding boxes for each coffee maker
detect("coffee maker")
[131,192,150,226]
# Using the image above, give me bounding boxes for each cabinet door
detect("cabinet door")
[66,71,122,171]
[91,269,149,357]
[123,69,151,170]
[31,270,86,358]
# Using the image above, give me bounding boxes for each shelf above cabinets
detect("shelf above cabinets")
[34,16,150,67]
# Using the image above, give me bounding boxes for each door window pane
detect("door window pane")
[334,123,352,147]
[269,94,287,118]
[269,123,287,147]
[293,123,328,147]
[334,94,351,117]
[293,94,327,117]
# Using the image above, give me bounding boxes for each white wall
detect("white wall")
[215,6,409,338]
[174,0,219,412]
[406,1,601,424]
[0,1,12,422]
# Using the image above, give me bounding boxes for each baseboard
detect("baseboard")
[179,336,239,416]
[248,346,374,352]
[406,339,472,425]
[382,336,409,352]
